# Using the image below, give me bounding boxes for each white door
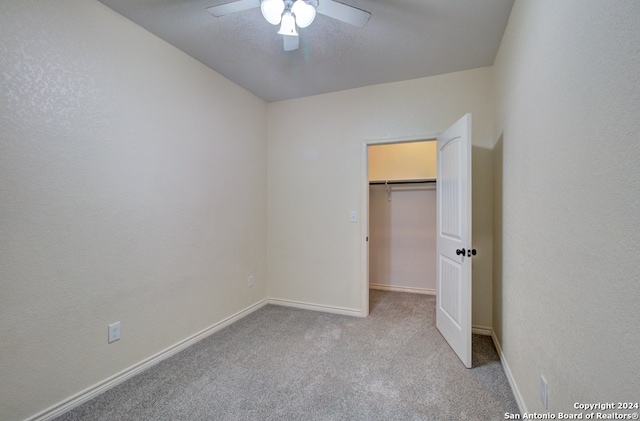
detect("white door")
[436,113,473,368]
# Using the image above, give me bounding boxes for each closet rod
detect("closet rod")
[369,180,436,185]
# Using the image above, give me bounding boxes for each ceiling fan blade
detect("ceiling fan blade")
[316,0,370,27]
[283,35,299,51]
[206,0,260,17]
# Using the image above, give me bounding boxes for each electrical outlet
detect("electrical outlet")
[540,375,548,410]
[108,322,121,343]
[248,275,254,288]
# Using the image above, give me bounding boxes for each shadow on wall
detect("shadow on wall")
[492,134,504,345]
[369,184,392,287]
[470,144,494,329]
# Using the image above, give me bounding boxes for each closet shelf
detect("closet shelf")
[369,179,436,185]
[369,179,436,202]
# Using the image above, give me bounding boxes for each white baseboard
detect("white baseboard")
[491,330,526,415]
[27,299,269,421]
[369,283,436,295]
[266,298,363,317]
[28,297,525,421]
[30,297,360,420]
[472,325,493,336]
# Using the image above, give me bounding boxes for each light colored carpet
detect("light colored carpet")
[56,290,519,420]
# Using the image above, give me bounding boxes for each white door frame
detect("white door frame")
[360,134,440,317]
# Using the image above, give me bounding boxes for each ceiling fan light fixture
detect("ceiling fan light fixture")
[291,0,316,28]
[261,0,285,25]
[277,10,298,36]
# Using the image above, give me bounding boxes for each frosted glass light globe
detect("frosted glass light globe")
[261,0,285,25]
[291,0,316,28]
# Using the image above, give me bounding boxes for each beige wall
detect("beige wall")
[369,184,437,293]
[0,1,268,420]
[493,0,640,412]
[368,141,437,181]
[267,67,495,328]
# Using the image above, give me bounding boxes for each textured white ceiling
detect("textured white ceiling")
[98,0,514,102]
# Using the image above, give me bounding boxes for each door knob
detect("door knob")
[456,249,466,256]
[468,249,477,256]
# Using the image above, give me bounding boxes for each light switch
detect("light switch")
[350,211,358,223]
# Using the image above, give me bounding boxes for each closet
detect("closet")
[368,141,437,294]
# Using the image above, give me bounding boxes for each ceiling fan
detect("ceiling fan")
[206,0,371,51]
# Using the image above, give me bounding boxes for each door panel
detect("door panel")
[436,114,472,368]
[440,256,462,328]
[440,137,463,240]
